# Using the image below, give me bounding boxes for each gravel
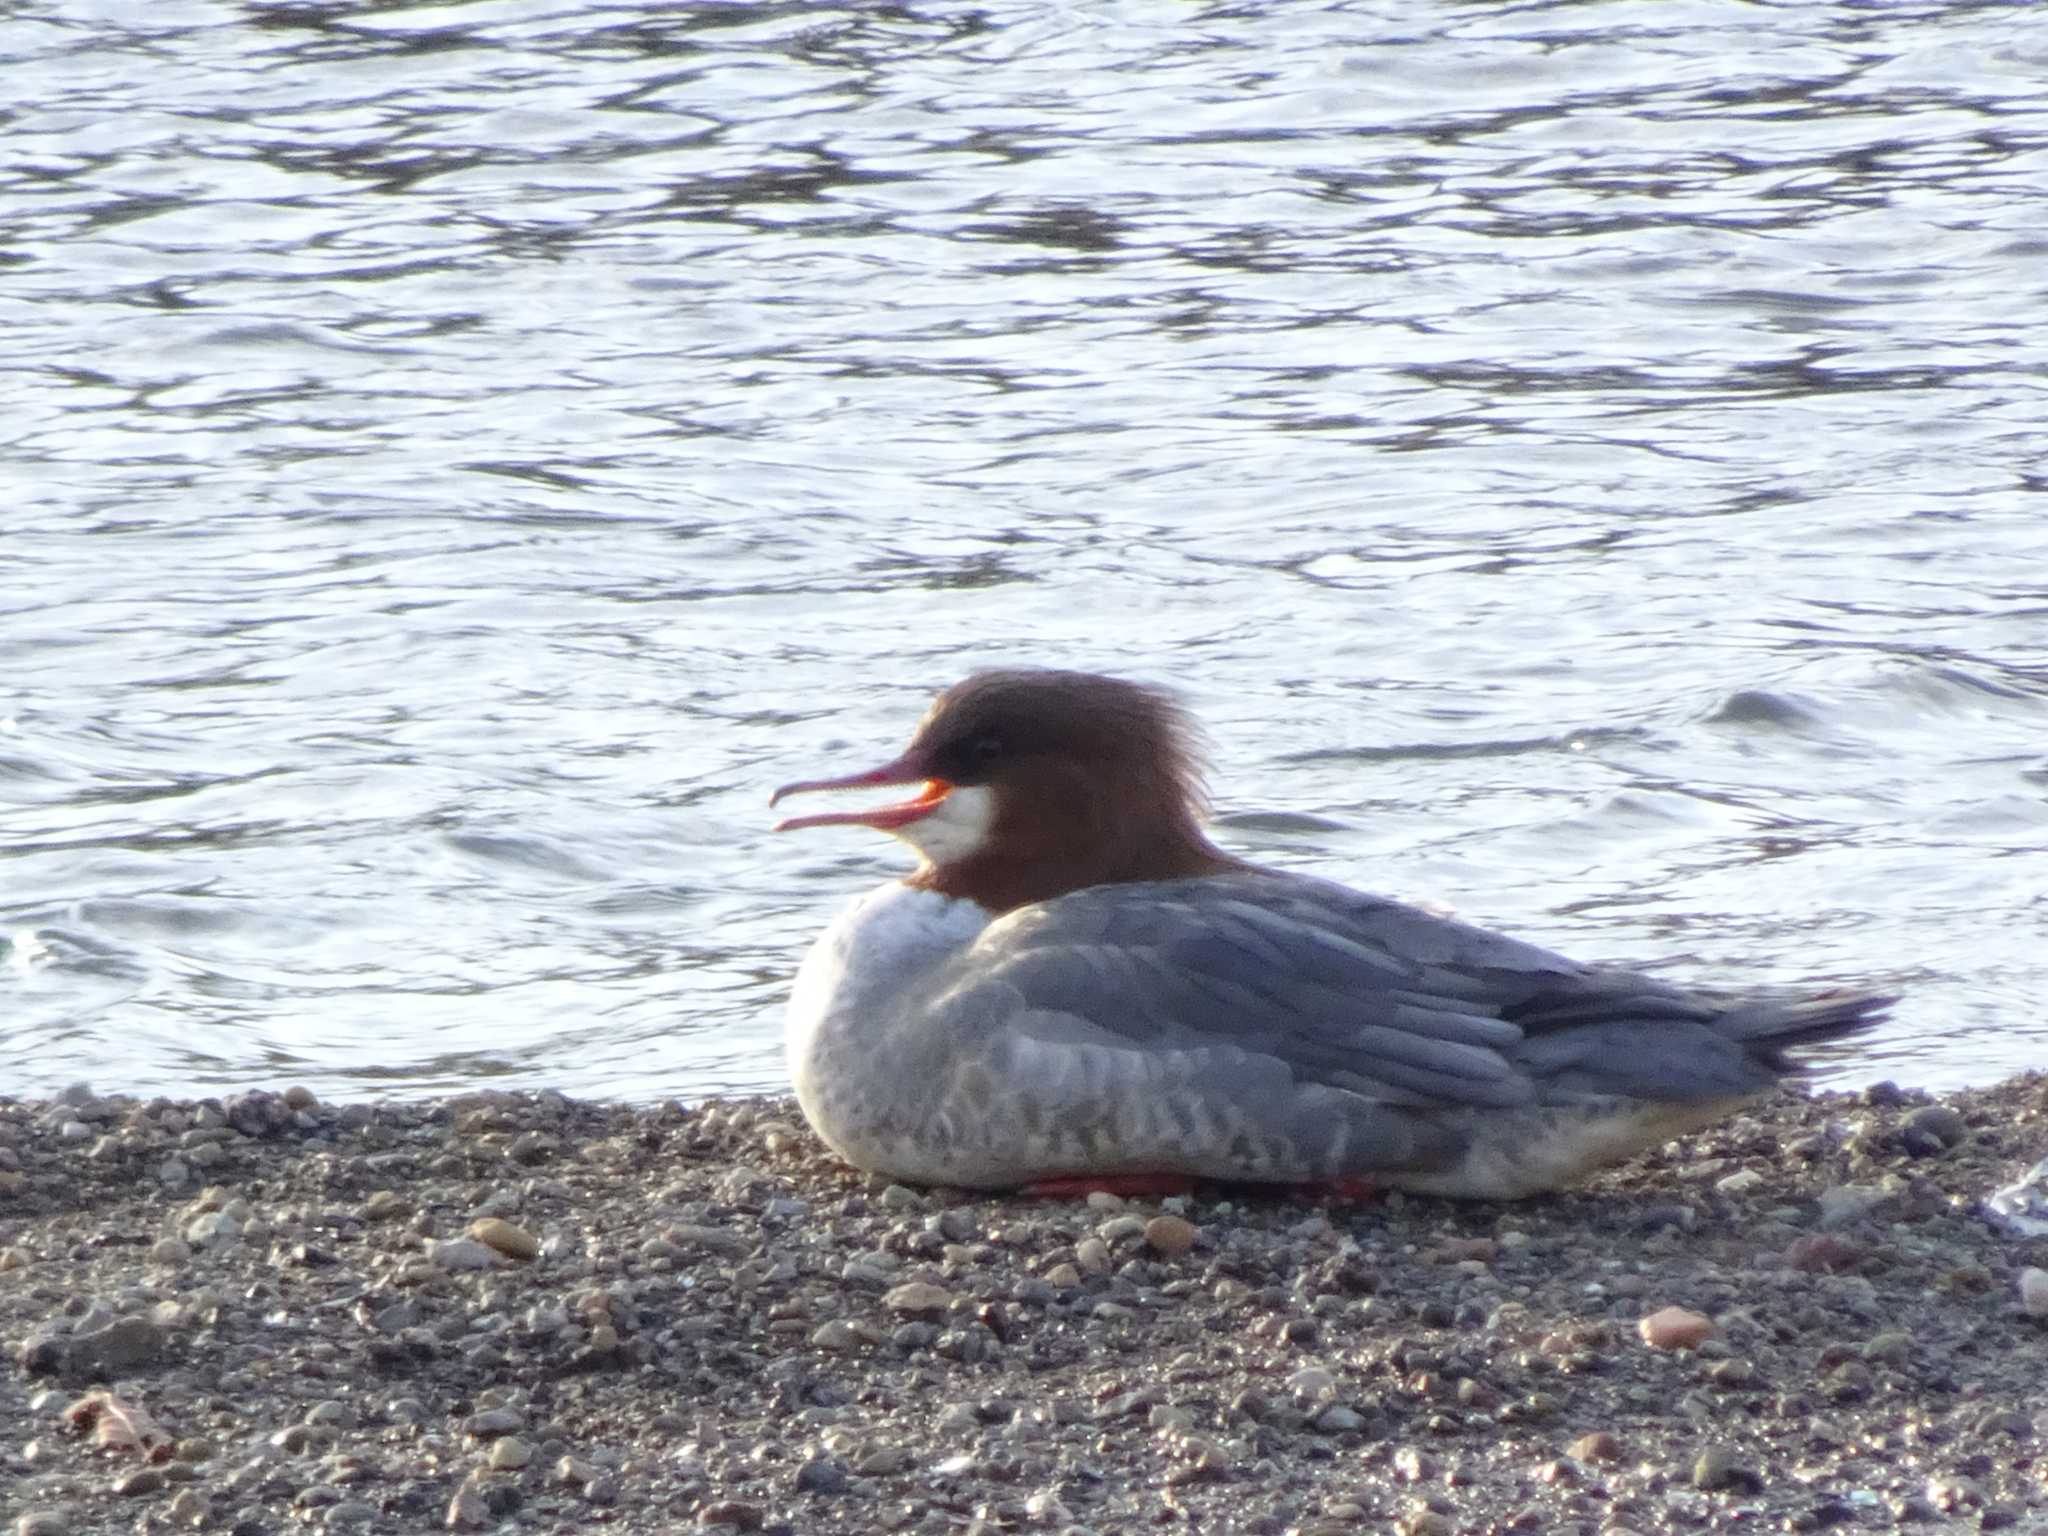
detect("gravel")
[4,1075,2046,1536]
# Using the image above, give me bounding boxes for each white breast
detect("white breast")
[785,882,991,1123]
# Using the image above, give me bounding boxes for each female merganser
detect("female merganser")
[771,669,1890,1198]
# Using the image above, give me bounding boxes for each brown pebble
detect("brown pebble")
[1144,1215,1198,1256]
[445,1484,489,1530]
[1568,1430,1622,1463]
[1785,1233,1863,1273]
[1434,1236,1496,1263]
[1638,1306,1715,1351]
[113,1467,165,1497]
[882,1281,952,1315]
[468,1218,539,1262]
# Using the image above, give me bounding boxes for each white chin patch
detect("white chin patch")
[892,784,996,867]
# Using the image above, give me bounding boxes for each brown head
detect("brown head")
[771,669,1239,912]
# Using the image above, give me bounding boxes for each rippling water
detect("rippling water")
[5,0,2045,1104]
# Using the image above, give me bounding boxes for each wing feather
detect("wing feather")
[933,869,1878,1116]
[946,871,1553,1110]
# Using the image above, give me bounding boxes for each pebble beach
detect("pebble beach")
[4,1077,2046,1536]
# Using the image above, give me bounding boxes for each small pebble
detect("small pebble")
[883,1281,952,1315]
[1143,1215,1198,1256]
[1862,1331,1910,1365]
[1568,1431,1621,1463]
[1902,1104,1965,1147]
[698,1499,766,1529]
[1096,1214,1147,1243]
[1393,1446,1434,1481]
[184,1211,241,1248]
[811,1319,864,1351]
[1287,1365,1336,1399]
[1785,1233,1863,1273]
[1024,1491,1071,1523]
[1434,1235,1497,1262]
[2020,1267,2048,1318]
[1692,1444,1749,1490]
[1639,1307,1715,1351]
[469,1218,540,1261]
[445,1483,490,1530]
[1817,1183,1894,1229]
[854,1445,910,1476]
[424,1238,502,1271]
[794,1455,849,1493]
[465,1407,525,1438]
[66,1316,167,1377]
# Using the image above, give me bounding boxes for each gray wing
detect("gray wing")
[925,871,1837,1112]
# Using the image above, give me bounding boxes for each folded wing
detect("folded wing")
[923,871,1885,1112]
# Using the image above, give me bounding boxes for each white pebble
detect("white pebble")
[424,1238,503,1271]
[184,1212,241,1249]
[2020,1267,2048,1318]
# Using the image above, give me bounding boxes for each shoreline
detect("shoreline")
[4,1075,2046,1535]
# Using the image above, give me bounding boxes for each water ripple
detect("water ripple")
[2,0,2043,1100]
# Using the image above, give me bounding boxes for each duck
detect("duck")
[770,668,1890,1197]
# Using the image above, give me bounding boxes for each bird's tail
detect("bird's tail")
[1716,990,1896,1071]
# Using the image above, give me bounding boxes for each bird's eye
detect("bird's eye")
[970,733,1004,764]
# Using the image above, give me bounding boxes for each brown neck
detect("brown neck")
[907,766,1243,914]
